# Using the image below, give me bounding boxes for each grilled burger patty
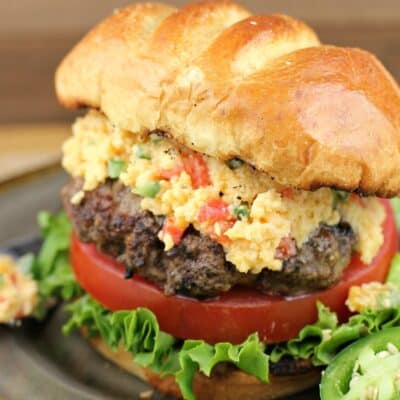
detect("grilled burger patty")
[62,179,356,298]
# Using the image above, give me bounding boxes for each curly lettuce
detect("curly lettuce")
[270,302,400,366]
[22,211,82,318]
[63,295,269,400]
[62,295,400,399]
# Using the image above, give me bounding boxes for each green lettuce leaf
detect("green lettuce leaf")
[63,295,269,400]
[23,211,82,317]
[269,301,338,363]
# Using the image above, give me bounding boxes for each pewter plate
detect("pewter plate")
[0,169,319,399]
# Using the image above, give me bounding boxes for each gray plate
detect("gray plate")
[0,169,319,399]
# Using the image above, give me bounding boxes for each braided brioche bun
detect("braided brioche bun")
[89,335,321,400]
[56,0,400,197]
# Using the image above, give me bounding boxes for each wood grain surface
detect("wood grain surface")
[0,22,399,124]
[0,125,69,183]
[2,0,400,34]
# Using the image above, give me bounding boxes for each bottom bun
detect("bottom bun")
[88,335,321,400]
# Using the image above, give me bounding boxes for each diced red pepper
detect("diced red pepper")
[161,217,185,246]
[207,220,235,245]
[157,165,185,180]
[198,199,233,224]
[181,151,211,189]
[10,273,18,286]
[198,199,236,245]
[275,236,297,260]
[350,193,366,207]
[280,187,295,199]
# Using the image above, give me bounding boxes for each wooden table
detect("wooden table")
[0,22,399,124]
[0,125,69,184]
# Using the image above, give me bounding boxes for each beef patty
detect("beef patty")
[62,179,356,298]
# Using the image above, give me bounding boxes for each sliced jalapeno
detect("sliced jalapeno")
[320,327,400,400]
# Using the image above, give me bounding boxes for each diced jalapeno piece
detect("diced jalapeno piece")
[0,274,4,289]
[107,158,126,179]
[133,181,161,198]
[233,204,249,220]
[135,145,151,160]
[332,190,350,208]
[227,158,244,169]
[149,132,163,143]
[320,327,400,400]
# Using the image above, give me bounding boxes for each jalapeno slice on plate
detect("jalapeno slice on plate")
[320,327,400,399]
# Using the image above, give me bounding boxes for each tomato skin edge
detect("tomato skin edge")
[70,199,397,345]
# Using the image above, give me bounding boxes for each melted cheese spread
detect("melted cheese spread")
[346,282,400,313]
[0,255,38,323]
[62,111,385,273]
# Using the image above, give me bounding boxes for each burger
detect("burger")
[4,1,400,399]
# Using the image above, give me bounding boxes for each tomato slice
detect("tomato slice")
[70,200,397,344]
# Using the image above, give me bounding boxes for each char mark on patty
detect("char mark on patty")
[62,179,356,298]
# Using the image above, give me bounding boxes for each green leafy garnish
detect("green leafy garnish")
[26,212,82,318]
[133,181,161,198]
[227,158,244,170]
[107,158,127,179]
[134,145,151,160]
[233,204,249,220]
[270,302,400,366]
[63,295,269,400]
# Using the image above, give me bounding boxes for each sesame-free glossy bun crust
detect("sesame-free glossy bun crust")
[90,335,321,400]
[56,1,400,196]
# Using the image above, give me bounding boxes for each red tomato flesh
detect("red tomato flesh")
[70,200,396,344]
[157,165,184,180]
